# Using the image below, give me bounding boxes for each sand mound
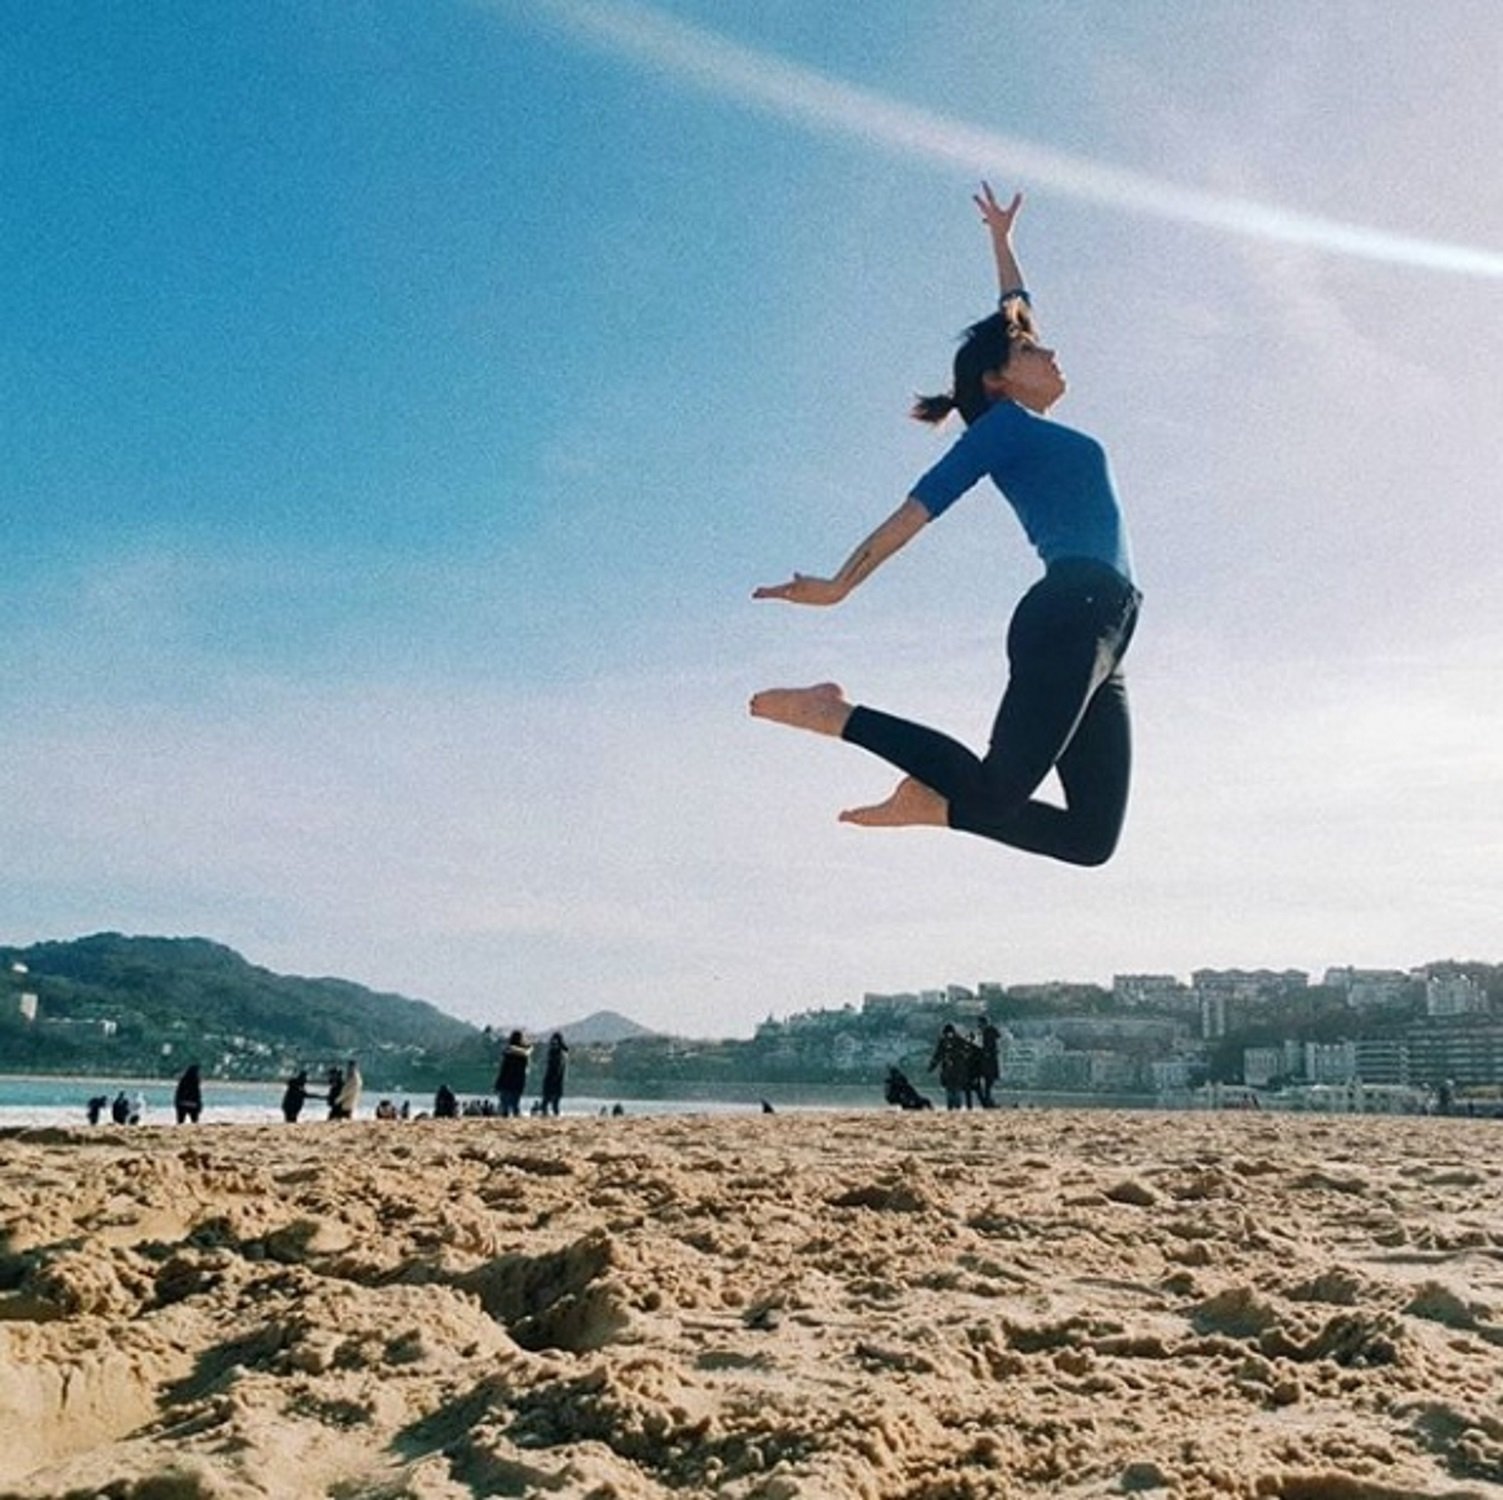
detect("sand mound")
[4,1112,1503,1497]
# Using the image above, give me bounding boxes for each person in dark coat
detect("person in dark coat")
[928,1024,973,1110]
[282,1070,310,1123]
[494,1031,530,1118]
[977,1018,1001,1107]
[540,1033,568,1117]
[174,1064,203,1124]
[325,1065,345,1121]
[111,1090,131,1125]
[884,1067,933,1111]
[434,1083,459,1119]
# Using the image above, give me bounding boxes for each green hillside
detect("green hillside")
[0,933,476,1085]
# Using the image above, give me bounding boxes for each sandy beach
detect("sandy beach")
[3,1110,1503,1499]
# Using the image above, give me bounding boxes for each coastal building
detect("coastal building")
[830,1031,911,1073]
[1242,1039,1353,1087]
[1112,974,1188,1009]
[1192,968,1310,1004]
[1323,967,1414,1009]
[1241,1046,1287,1087]
[1150,1057,1194,1091]
[1353,1035,1409,1085]
[1424,973,1487,1019]
[997,1036,1063,1087]
[1200,991,1227,1040]
[1086,1051,1140,1090]
[1304,1040,1358,1083]
[1406,1023,1503,1087]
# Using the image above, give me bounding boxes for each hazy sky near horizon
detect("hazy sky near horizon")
[5,1,1502,1036]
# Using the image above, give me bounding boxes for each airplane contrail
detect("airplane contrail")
[499,0,1503,280]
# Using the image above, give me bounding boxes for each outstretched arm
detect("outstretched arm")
[974,182,1029,305]
[753,497,930,606]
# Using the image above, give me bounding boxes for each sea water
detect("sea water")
[0,1075,794,1129]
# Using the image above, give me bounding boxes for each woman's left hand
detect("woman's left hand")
[975,181,1023,238]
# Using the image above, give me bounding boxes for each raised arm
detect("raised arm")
[974,182,1029,307]
[753,497,930,607]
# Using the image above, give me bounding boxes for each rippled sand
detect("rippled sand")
[3,1110,1503,1498]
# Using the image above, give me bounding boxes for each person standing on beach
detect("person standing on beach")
[331,1059,362,1121]
[977,1018,1001,1108]
[540,1033,568,1117]
[324,1065,344,1121]
[282,1069,310,1123]
[752,185,1140,866]
[928,1024,973,1111]
[494,1030,530,1118]
[173,1064,203,1124]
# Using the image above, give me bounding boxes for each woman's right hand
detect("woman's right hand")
[753,574,847,607]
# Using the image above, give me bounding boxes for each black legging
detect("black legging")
[842,558,1140,866]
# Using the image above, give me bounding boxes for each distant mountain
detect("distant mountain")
[0,933,476,1083]
[548,1010,658,1046]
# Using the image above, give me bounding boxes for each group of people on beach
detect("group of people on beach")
[83,1034,576,1126]
[85,1090,145,1126]
[492,1030,569,1117]
[884,1018,1003,1112]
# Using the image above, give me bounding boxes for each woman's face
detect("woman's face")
[986,340,1066,412]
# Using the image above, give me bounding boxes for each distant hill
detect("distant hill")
[549,1010,658,1046]
[0,933,476,1083]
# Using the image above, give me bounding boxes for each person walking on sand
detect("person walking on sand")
[494,1030,530,1119]
[752,185,1140,867]
[977,1017,1001,1109]
[928,1023,974,1112]
[540,1032,569,1117]
[173,1063,203,1124]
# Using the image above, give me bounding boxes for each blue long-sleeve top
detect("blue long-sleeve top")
[908,399,1135,585]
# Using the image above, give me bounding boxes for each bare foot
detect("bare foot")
[840,776,947,828]
[748,682,851,737]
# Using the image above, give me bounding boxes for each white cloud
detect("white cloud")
[500,0,1503,278]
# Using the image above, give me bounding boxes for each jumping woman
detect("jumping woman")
[751,185,1140,867]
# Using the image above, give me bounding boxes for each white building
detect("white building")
[1113,974,1186,1008]
[1304,1039,1357,1083]
[1242,1046,1286,1087]
[1150,1058,1193,1091]
[1200,991,1227,1040]
[1323,967,1413,1009]
[1426,973,1487,1018]
[998,1036,1063,1087]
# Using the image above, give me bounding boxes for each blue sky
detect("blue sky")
[4,0,1502,1036]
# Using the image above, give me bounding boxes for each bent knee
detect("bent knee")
[1063,829,1121,867]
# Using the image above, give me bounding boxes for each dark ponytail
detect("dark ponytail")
[909,308,1029,429]
[909,391,957,425]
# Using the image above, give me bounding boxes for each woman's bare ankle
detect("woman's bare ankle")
[840,776,947,828]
